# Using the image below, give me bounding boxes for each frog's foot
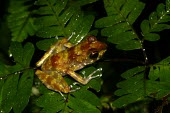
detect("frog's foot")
[80,68,102,85]
[67,68,102,85]
[86,68,102,80]
[69,82,80,92]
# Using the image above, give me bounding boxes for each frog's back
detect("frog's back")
[41,36,107,73]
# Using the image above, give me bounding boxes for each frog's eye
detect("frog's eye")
[89,51,99,59]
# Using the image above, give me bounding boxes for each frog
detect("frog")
[35,36,107,94]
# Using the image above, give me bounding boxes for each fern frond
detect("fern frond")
[146,57,170,99]
[141,0,170,41]
[36,89,101,113]
[7,0,36,42]
[0,42,34,113]
[95,0,145,50]
[9,42,35,67]
[112,56,170,108]
[0,71,19,113]
[112,66,145,108]
[104,0,170,109]
[34,0,97,44]
[149,56,170,82]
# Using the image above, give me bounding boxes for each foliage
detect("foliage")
[33,0,96,44]
[95,0,145,50]
[7,0,37,42]
[0,42,34,113]
[95,0,170,109]
[0,0,170,112]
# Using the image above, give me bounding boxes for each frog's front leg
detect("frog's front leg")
[67,68,102,85]
[35,70,70,93]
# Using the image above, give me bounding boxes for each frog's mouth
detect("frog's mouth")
[98,49,107,60]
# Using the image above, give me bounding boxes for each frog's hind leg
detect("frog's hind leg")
[35,70,70,94]
[36,44,60,67]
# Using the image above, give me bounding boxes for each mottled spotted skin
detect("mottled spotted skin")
[35,36,107,93]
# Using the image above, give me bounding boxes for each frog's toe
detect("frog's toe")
[88,68,102,78]
[69,82,81,92]
[69,87,80,92]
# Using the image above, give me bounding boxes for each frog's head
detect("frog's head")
[83,36,107,61]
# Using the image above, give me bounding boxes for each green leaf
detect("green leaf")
[126,1,145,24]
[146,57,170,99]
[34,0,95,44]
[0,63,9,105]
[0,62,10,76]
[156,66,170,82]
[151,24,170,32]
[68,15,95,44]
[72,89,101,107]
[9,42,23,64]
[167,0,170,10]
[34,16,60,26]
[116,73,144,93]
[7,0,36,42]
[140,20,150,34]
[149,66,160,81]
[101,23,130,39]
[114,89,129,96]
[88,30,98,36]
[95,16,124,28]
[116,40,142,50]
[13,70,34,113]
[74,0,98,6]
[6,64,23,75]
[119,0,145,24]
[121,66,145,79]
[112,93,144,108]
[36,26,63,38]
[36,88,101,113]
[149,12,158,27]
[69,95,101,113]
[0,41,34,112]
[145,80,170,99]
[23,42,35,67]
[107,31,136,44]
[113,66,146,107]
[66,89,101,113]
[149,56,170,82]
[96,0,145,50]
[103,0,126,16]
[36,92,64,113]
[157,4,166,16]
[9,42,34,67]
[0,75,19,113]
[36,38,57,51]
[144,33,160,41]
[145,80,161,96]
[156,82,170,99]
[141,0,170,41]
